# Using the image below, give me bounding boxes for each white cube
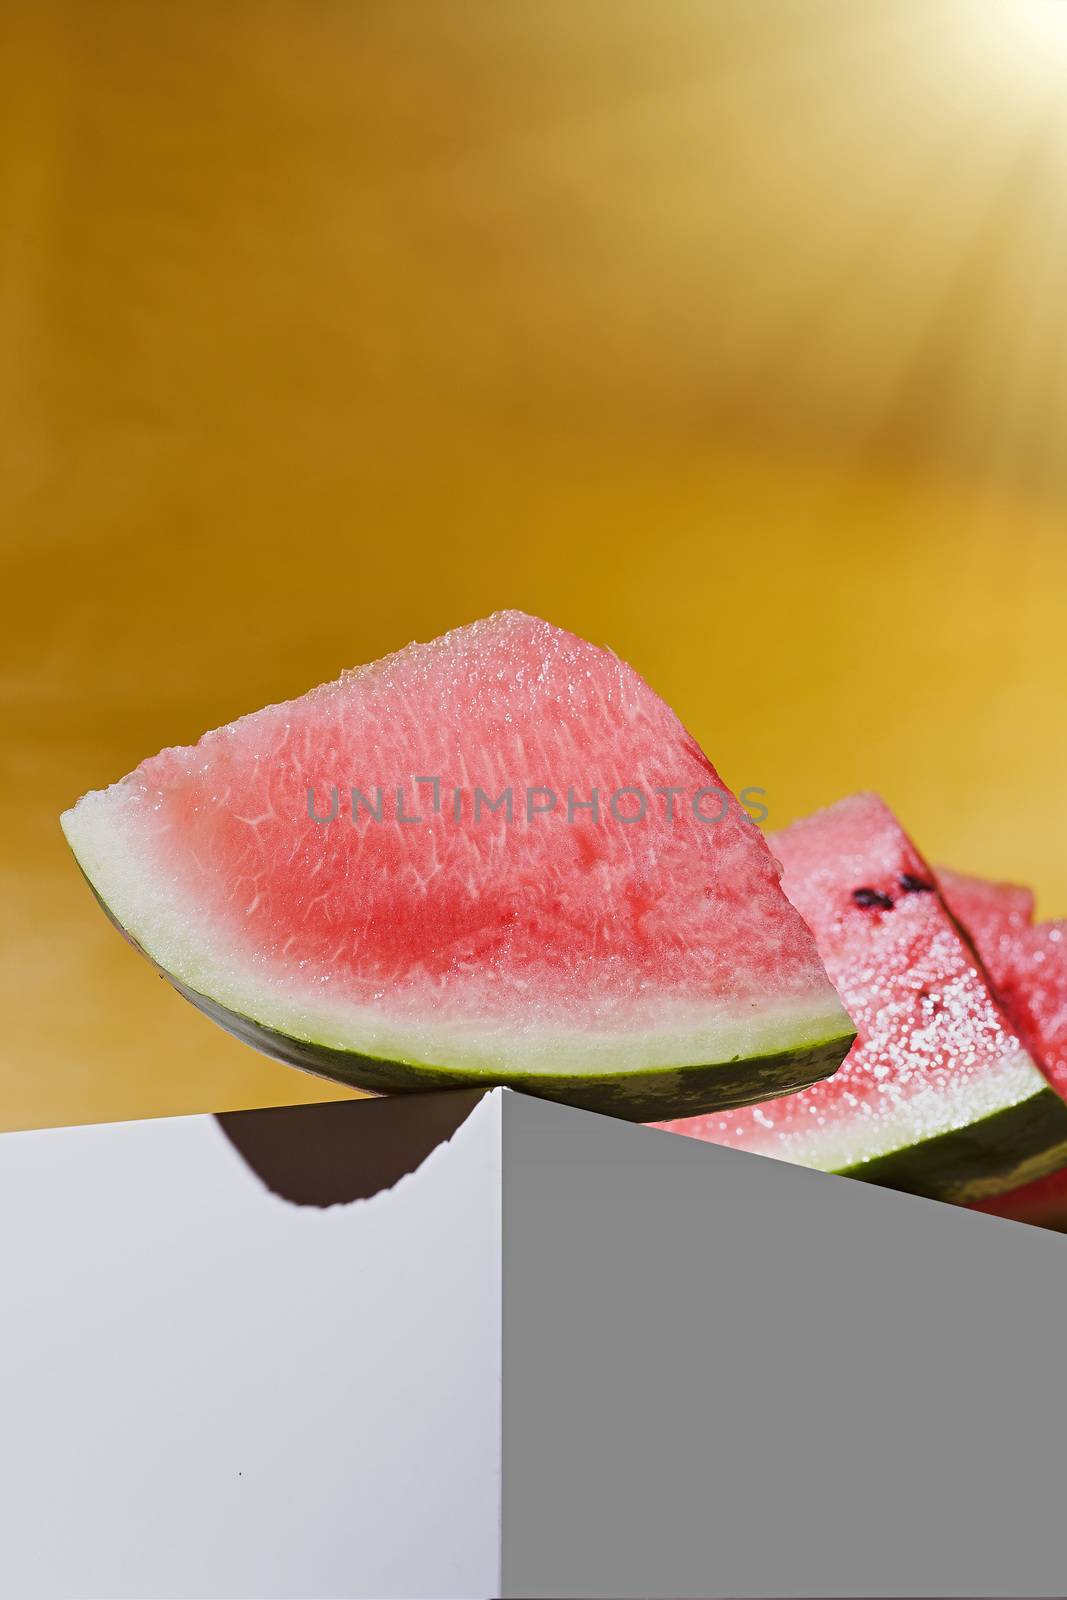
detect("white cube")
[2,1087,1064,1597]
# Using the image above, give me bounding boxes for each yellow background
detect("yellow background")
[3,1,1066,1131]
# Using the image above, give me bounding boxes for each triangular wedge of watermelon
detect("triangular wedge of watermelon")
[61,612,855,1121]
[656,793,1067,1199]
[938,868,1067,1229]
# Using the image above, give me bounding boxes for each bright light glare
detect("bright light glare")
[983,0,1067,74]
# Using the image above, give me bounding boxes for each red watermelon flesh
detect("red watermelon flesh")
[61,611,854,1120]
[655,793,1067,1200]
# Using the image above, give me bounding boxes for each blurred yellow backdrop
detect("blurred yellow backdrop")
[3,0,1066,1130]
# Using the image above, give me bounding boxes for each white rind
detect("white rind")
[61,783,853,1078]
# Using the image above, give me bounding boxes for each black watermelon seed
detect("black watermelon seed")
[899,873,934,894]
[852,886,894,910]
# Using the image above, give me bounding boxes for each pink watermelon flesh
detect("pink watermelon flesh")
[656,793,1067,1199]
[61,612,853,1120]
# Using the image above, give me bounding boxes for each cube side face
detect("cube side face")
[499,1092,1067,1600]
[0,1093,505,1600]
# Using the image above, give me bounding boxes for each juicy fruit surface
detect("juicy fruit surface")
[61,612,851,1104]
[657,793,1064,1194]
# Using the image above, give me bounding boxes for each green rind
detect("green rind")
[81,868,855,1123]
[836,1086,1067,1204]
[171,973,855,1121]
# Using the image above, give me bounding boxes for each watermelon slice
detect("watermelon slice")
[973,944,1067,1223]
[657,794,1067,1199]
[61,612,854,1121]
[937,868,1067,1229]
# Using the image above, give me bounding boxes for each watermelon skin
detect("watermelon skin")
[170,974,854,1122]
[971,1165,1067,1233]
[62,613,854,1120]
[657,795,1067,1201]
[835,1088,1067,1202]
